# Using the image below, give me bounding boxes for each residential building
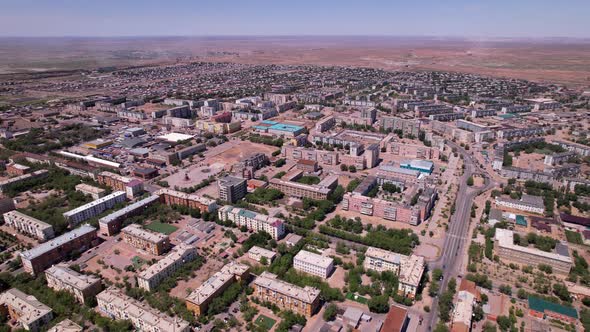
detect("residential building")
[363,247,425,298]
[98,194,160,236]
[195,119,241,134]
[380,117,421,137]
[269,171,338,200]
[495,194,545,214]
[217,176,247,203]
[494,228,572,274]
[96,288,190,332]
[45,264,102,304]
[497,127,547,139]
[247,246,276,263]
[20,225,98,275]
[138,245,198,292]
[6,163,31,176]
[186,262,249,316]
[253,271,320,317]
[63,191,126,226]
[47,319,83,332]
[97,171,144,199]
[0,288,53,332]
[342,192,421,225]
[386,141,440,160]
[0,170,48,193]
[553,140,590,157]
[293,250,334,279]
[451,291,475,332]
[121,224,170,255]
[382,305,409,332]
[217,206,285,240]
[3,210,54,241]
[156,188,218,213]
[75,183,106,200]
[315,116,336,132]
[281,146,339,166]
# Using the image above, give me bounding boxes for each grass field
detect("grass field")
[255,315,276,331]
[145,221,178,235]
[565,230,584,245]
[346,292,368,304]
[131,256,145,269]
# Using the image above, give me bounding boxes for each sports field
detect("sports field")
[145,221,178,235]
[255,314,276,331]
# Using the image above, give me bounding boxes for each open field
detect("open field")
[145,221,178,235]
[1,36,589,88]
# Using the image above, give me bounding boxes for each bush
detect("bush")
[367,295,389,313]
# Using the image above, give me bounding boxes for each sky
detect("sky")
[1,0,589,38]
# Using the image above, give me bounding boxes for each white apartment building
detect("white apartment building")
[0,288,53,332]
[218,205,285,240]
[137,245,198,292]
[495,194,545,214]
[63,191,126,226]
[293,250,334,279]
[45,264,102,304]
[96,288,190,332]
[248,246,276,263]
[3,210,54,241]
[363,247,425,298]
[75,183,106,200]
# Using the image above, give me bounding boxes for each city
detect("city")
[0,1,589,332]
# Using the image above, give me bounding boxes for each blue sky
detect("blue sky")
[1,0,588,38]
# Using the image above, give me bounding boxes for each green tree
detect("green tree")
[367,295,389,313]
[323,303,338,321]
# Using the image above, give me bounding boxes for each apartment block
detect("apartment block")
[248,246,276,263]
[495,228,572,275]
[121,224,170,255]
[217,205,285,240]
[156,188,218,213]
[45,264,102,304]
[0,288,53,332]
[269,171,338,200]
[553,140,590,157]
[342,192,421,225]
[3,210,54,241]
[97,288,190,332]
[282,146,339,166]
[252,271,320,317]
[293,250,334,279]
[63,191,126,226]
[186,262,249,316]
[75,183,106,200]
[315,116,336,132]
[6,163,31,176]
[386,142,440,160]
[363,247,425,298]
[195,119,241,134]
[495,194,545,214]
[428,112,465,122]
[471,109,497,118]
[0,169,48,193]
[20,224,98,275]
[380,117,421,137]
[137,245,198,292]
[98,194,160,236]
[217,176,247,203]
[497,127,547,140]
[97,171,144,199]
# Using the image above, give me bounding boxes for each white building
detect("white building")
[495,194,544,214]
[293,250,334,279]
[248,246,276,263]
[217,206,285,240]
[75,183,106,200]
[137,245,198,292]
[363,247,425,298]
[3,210,54,241]
[63,191,126,226]
[45,264,102,304]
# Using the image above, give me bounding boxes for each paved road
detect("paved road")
[425,141,497,331]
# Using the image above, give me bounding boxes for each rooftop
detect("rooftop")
[122,224,168,244]
[528,295,578,319]
[253,272,320,304]
[45,264,101,290]
[495,228,571,263]
[294,250,334,269]
[63,191,126,218]
[0,288,52,325]
[20,224,96,260]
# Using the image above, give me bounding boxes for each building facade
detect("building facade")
[45,264,102,304]
[3,210,54,241]
[218,206,285,240]
[63,191,126,226]
[137,245,198,292]
[0,288,53,332]
[293,250,334,279]
[252,271,320,317]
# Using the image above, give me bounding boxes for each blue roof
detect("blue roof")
[269,123,304,132]
[515,215,527,226]
[261,120,279,125]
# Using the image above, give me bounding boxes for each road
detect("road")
[425,141,497,331]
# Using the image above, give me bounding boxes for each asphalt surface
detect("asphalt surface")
[425,142,497,331]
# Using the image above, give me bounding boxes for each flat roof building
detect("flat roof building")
[156,188,218,213]
[45,264,102,304]
[63,191,126,227]
[495,194,545,214]
[121,224,170,255]
[97,288,190,332]
[218,205,285,240]
[98,194,160,236]
[217,176,247,203]
[364,247,425,298]
[293,250,334,279]
[247,246,276,263]
[0,288,53,332]
[3,210,54,241]
[137,245,198,292]
[252,271,320,318]
[75,183,106,200]
[20,224,98,275]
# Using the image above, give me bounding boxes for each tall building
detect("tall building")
[186,262,250,316]
[20,225,98,275]
[97,288,190,332]
[293,250,334,279]
[121,224,170,255]
[217,176,247,203]
[0,288,53,332]
[45,264,102,304]
[363,247,425,298]
[218,206,285,240]
[252,271,320,317]
[137,245,198,292]
[63,191,126,226]
[3,210,54,241]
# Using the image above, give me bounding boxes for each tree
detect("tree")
[552,283,571,302]
[434,323,449,332]
[473,305,484,321]
[467,176,474,186]
[348,165,357,173]
[260,257,269,266]
[340,164,348,171]
[483,322,498,332]
[496,316,512,331]
[323,303,338,321]
[499,284,512,296]
[367,295,389,313]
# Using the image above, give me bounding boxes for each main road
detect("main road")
[425,141,497,331]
